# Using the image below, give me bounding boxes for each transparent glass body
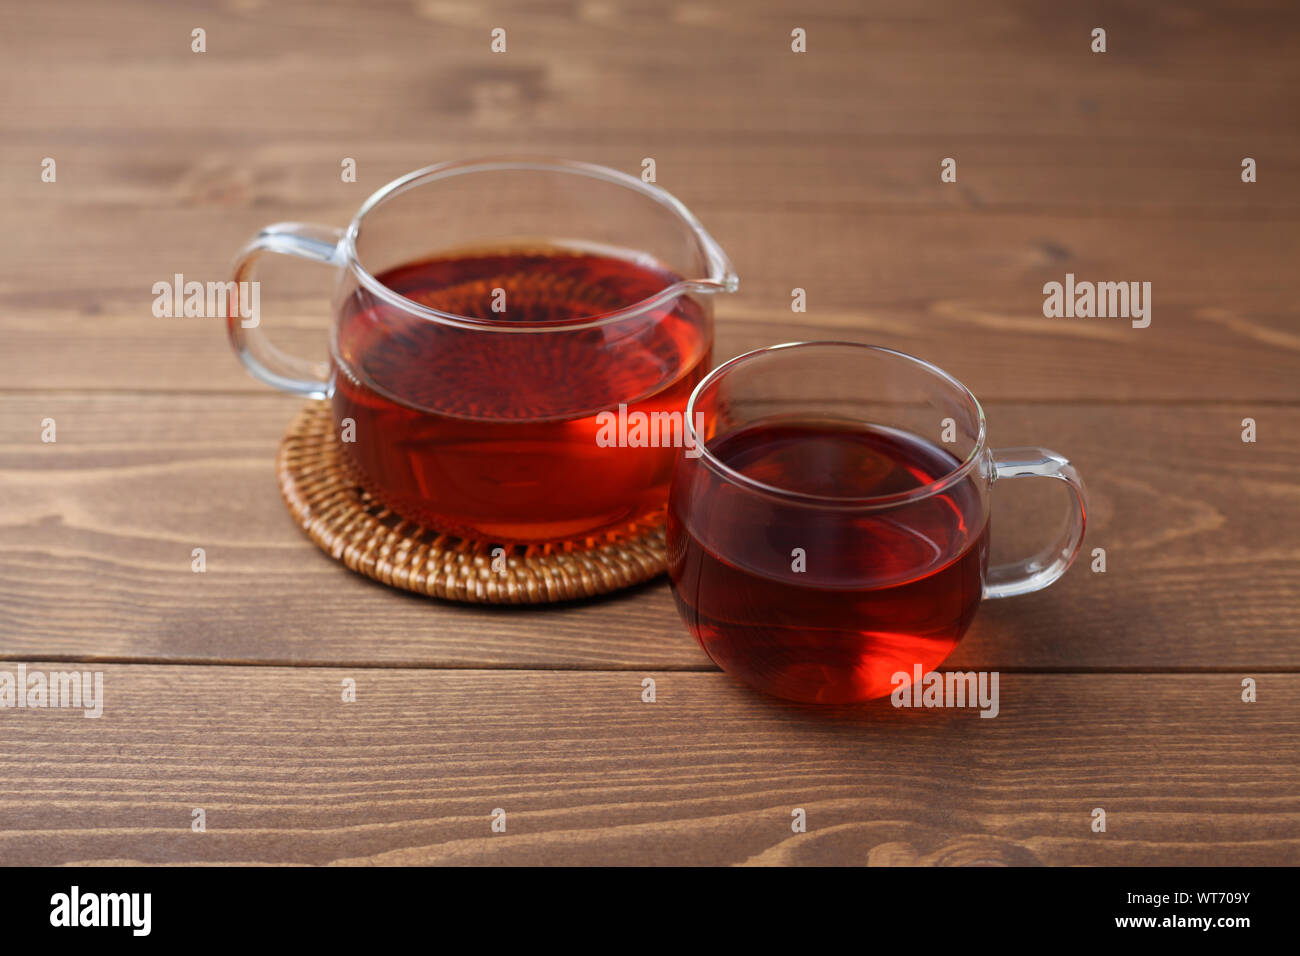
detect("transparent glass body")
[227,159,737,542]
[668,342,1087,703]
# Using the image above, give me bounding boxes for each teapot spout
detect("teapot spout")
[688,228,739,295]
[688,273,740,295]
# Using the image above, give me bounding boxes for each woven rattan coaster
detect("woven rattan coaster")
[276,402,667,604]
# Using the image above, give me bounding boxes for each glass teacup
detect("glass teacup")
[668,342,1087,704]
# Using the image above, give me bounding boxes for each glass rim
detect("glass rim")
[339,157,738,333]
[683,341,989,509]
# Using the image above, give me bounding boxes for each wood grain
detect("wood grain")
[0,0,1296,866]
[1,1,1297,401]
[2,210,1298,401]
[1,395,1294,669]
[1,666,1294,866]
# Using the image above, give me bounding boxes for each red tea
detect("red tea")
[667,420,989,703]
[332,247,710,542]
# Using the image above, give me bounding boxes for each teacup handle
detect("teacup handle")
[227,222,345,399]
[983,447,1088,599]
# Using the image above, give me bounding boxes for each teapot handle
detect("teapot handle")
[226,222,344,399]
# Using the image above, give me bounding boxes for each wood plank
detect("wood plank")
[1,2,1297,400]
[0,667,1294,865]
[0,0,1295,143]
[3,135,1298,214]
[1,208,1297,401]
[1,395,1295,669]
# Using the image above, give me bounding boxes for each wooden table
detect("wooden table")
[2,0,1297,866]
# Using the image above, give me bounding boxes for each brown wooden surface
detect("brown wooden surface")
[1,0,1297,866]
[3,395,1297,670]
[3,668,1297,866]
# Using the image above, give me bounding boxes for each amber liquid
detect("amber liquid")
[668,421,988,703]
[332,247,711,542]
